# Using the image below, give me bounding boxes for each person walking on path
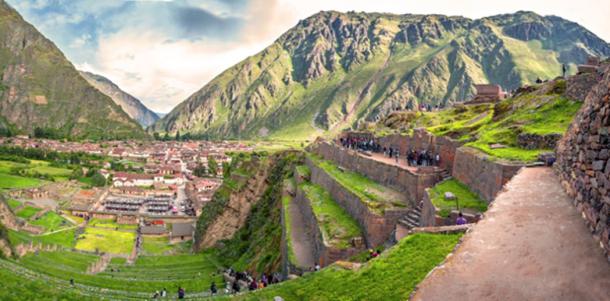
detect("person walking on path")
[177,287,185,299]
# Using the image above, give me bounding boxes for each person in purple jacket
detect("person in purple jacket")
[456,212,467,225]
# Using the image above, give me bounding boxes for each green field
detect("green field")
[7,198,22,210]
[309,155,405,214]
[141,236,191,255]
[30,211,72,232]
[429,179,488,217]
[0,173,41,189]
[230,233,462,301]
[300,182,362,249]
[75,227,135,254]
[9,228,76,248]
[0,159,72,182]
[88,218,138,230]
[15,206,41,219]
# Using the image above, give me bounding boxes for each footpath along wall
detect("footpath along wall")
[555,62,610,258]
[311,142,438,205]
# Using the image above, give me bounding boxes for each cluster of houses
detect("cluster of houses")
[185,178,222,215]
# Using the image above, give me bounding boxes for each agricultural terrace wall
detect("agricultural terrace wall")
[377,129,462,173]
[555,62,610,258]
[420,189,481,227]
[452,147,523,202]
[311,142,438,205]
[305,157,409,247]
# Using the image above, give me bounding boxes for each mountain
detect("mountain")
[151,11,610,141]
[0,1,147,140]
[79,71,159,127]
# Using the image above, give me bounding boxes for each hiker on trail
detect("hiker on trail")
[161,288,167,297]
[177,287,185,299]
[210,282,217,295]
[70,278,74,286]
[456,212,467,225]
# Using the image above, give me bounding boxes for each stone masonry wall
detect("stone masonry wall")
[312,142,438,205]
[378,129,462,173]
[555,63,610,258]
[452,147,523,202]
[305,157,409,247]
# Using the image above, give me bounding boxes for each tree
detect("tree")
[193,163,206,177]
[222,162,231,179]
[175,130,181,141]
[90,173,107,187]
[207,156,218,176]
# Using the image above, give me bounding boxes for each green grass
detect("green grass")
[7,198,21,210]
[141,236,191,255]
[88,218,138,230]
[15,206,41,219]
[75,227,135,254]
[8,228,76,248]
[377,84,581,162]
[295,164,311,178]
[300,182,362,249]
[30,211,71,232]
[230,233,462,301]
[429,179,488,217]
[282,194,298,265]
[0,172,42,189]
[309,155,405,214]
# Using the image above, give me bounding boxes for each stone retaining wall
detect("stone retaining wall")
[305,157,409,247]
[294,185,362,267]
[420,188,481,227]
[555,63,610,258]
[517,133,562,150]
[312,142,438,205]
[378,129,462,173]
[452,147,523,202]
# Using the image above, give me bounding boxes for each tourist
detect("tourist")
[435,153,441,166]
[258,280,265,289]
[456,212,467,225]
[249,278,258,291]
[152,291,160,299]
[70,278,74,286]
[232,280,240,293]
[177,287,185,299]
[395,149,400,163]
[161,288,167,297]
[210,282,217,295]
[314,263,320,271]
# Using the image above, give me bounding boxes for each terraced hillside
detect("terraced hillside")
[152,11,610,141]
[0,2,147,140]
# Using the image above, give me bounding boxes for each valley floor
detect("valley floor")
[412,167,610,301]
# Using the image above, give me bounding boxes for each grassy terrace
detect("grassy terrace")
[141,236,191,255]
[30,211,72,232]
[7,198,21,210]
[5,251,224,296]
[281,193,298,265]
[75,227,135,254]
[88,218,138,230]
[230,233,462,301]
[429,179,488,217]
[308,154,406,214]
[377,82,581,162]
[9,228,76,248]
[15,205,41,219]
[0,173,41,189]
[300,182,362,249]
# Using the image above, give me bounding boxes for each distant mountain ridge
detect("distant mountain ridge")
[79,71,159,127]
[0,1,147,140]
[151,10,610,140]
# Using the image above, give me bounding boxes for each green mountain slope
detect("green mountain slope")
[0,1,147,140]
[151,11,609,141]
[79,71,159,128]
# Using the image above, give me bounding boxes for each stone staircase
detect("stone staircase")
[398,206,422,229]
[440,169,452,180]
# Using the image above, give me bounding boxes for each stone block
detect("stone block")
[444,192,456,200]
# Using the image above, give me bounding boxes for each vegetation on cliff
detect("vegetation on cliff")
[152,11,609,141]
[0,2,147,140]
[227,233,462,301]
[377,79,582,161]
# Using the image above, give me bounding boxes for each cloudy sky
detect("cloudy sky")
[7,0,610,113]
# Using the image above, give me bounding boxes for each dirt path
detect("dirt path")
[412,167,610,301]
[288,200,316,269]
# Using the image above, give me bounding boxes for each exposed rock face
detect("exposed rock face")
[555,62,610,258]
[152,11,610,140]
[195,159,271,249]
[0,2,146,139]
[79,71,158,127]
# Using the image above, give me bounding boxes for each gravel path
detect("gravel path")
[412,167,610,301]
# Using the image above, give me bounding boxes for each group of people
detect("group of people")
[151,287,184,299]
[223,268,283,295]
[339,137,381,152]
[406,149,440,167]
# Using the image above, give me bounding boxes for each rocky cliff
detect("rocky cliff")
[555,60,610,259]
[0,1,147,140]
[152,10,610,140]
[79,71,159,128]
